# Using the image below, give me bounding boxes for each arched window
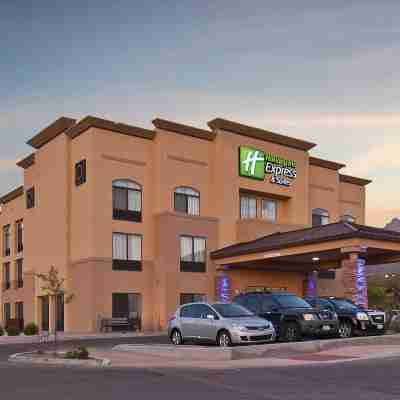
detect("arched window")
[112,180,142,222]
[174,187,200,216]
[312,208,330,227]
[341,214,355,223]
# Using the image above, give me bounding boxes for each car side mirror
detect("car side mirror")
[206,314,215,320]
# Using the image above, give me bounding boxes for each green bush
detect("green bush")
[6,326,20,336]
[65,346,89,360]
[0,326,4,336]
[23,323,39,336]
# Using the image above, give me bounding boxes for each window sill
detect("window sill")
[180,261,206,273]
[112,260,142,271]
[113,209,142,223]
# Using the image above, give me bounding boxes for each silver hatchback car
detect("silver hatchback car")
[168,302,276,347]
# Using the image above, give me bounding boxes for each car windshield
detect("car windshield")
[274,295,312,309]
[212,303,255,318]
[329,299,360,311]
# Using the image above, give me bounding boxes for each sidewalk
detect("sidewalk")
[0,330,167,345]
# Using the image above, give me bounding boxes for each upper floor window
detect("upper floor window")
[112,232,142,271]
[3,262,10,291]
[15,220,23,253]
[341,214,355,223]
[26,187,35,209]
[3,225,10,257]
[312,208,330,226]
[240,195,257,219]
[112,180,142,222]
[180,235,206,272]
[174,187,200,215]
[16,259,23,289]
[261,199,277,222]
[75,159,87,186]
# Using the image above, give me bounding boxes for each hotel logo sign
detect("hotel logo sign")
[239,146,297,187]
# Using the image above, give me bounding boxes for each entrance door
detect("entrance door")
[41,296,49,331]
[56,295,64,332]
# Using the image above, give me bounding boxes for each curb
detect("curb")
[8,352,111,367]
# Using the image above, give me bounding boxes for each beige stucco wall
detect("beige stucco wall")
[0,119,368,332]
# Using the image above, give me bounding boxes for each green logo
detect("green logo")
[239,146,265,180]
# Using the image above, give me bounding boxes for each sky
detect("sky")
[1,0,399,227]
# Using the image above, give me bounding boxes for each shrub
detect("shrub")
[0,326,4,336]
[24,323,39,336]
[6,326,20,336]
[65,347,89,360]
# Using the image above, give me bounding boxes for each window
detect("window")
[240,196,257,219]
[16,259,23,288]
[3,303,11,322]
[3,263,10,291]
[180,236,206,272]
[174,187,200,215]
[260,296,279,313]
[341,214,355,223]
[75,159,87,186]
[112,233,142,271]
[312,208,330,226]
[180,304,196,318]
[26,187,35,209]
[15,302,23,321]
[180,293,206,305]
[112,180,142,222]
[15,220,23,253]
[3,225,10,256]
[112,293,142,320]
[261,199,277,222]
[318,270,336,280]
[189,304,216,319]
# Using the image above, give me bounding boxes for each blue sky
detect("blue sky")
[1,1,400,226]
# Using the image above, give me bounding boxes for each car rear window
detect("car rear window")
[274,295,312,309]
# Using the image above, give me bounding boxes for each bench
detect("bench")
[100,317,141,333]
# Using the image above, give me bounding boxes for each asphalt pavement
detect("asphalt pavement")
[1,336,400,400]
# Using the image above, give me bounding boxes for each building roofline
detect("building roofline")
[27,117,76,149]
[16,153,35,169]
[339,174,372,186]
[66,116,155,141]
[152,118,215,141]
[208,118,316,151]
[309,156,345,171]
[210,222,399,260]
[0,186,24,205]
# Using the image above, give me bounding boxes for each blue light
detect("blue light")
[356,258,368,308]
[306,272,317,297]
[217,274,231,303]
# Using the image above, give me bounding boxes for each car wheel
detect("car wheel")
[217,330,232,347]
[281,322,301,342]
[171,329,184,345]
[338,321,353,338]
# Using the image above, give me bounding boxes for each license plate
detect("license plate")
[377,324,384,330]
[322,325,331,331]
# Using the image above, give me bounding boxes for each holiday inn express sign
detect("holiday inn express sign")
[239,146,297,187]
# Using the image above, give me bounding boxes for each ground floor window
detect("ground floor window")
[40,296,49,331]
[112,293,142,319]
[56,294,64,332]
[3,303,11,322]
[15,302,23,321]
[180,293,206,305]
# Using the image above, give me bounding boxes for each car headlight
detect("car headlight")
[303,313,316,321]
[231,323,247,332]
[356,312,369,321]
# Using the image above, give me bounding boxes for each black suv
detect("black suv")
[233,291,339,341]
[304,296,386,338]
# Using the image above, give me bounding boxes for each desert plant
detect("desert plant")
[6,326,20,336]
[65,346,89,360]
[24,322,39,336]
[0,325,4,336]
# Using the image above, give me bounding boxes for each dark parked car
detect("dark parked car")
[304,296,386,338]
[233,291,339,342]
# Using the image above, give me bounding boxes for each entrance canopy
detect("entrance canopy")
[211,222,400,273]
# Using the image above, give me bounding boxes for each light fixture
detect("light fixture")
[312,257,320,262]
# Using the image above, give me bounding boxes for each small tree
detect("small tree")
[36,266,74,352]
